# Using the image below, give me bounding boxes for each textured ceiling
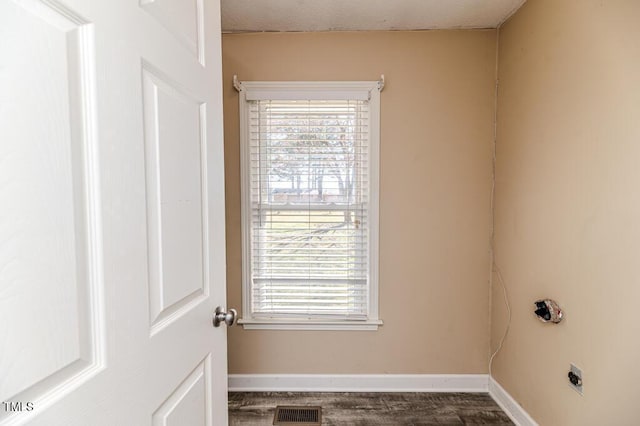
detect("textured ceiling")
[221,0,526,33]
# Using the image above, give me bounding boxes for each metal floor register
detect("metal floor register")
[273,406,322,425]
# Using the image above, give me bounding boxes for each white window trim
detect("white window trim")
[238,80,381,331]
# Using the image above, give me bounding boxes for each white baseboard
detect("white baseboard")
[228,374,489,393]
[488,377,538,426]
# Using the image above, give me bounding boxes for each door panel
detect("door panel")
[152,356,211,426]
[0,0,104,419]
[140,0,205,66]
[142,63,208,333]
[0,0,227,424]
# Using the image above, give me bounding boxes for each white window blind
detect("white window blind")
[248,99,370,319]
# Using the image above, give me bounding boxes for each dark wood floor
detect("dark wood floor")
[229,392,513,425]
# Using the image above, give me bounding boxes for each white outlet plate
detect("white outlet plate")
[569,363,583,395]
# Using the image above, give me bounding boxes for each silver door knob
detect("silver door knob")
[213,306,237,327]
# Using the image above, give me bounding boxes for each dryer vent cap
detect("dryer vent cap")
[534,299,563,323]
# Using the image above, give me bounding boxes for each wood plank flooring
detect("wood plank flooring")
[229,392,514,425]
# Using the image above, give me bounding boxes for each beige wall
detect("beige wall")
[223,31,497,374]
[492,0,640,424]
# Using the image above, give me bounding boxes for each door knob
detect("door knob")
[213,306,237,327]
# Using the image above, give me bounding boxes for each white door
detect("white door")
[0,0,230,425]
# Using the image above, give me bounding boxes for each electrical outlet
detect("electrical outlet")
[568,363,583,395]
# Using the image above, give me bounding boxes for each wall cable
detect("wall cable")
[489,264,511,376]
[488,25,512,378]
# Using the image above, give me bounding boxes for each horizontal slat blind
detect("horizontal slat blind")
[249,100,370,319]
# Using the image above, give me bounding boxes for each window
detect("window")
[238,81,381,330]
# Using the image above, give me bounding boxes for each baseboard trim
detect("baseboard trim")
[228,374,489,393]
[488,377,538,426]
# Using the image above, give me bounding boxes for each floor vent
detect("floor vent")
[273,406,322,425]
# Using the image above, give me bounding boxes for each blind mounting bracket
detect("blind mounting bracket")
[233,75,243,92]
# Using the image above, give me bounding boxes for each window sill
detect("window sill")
[237,318,383,331]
